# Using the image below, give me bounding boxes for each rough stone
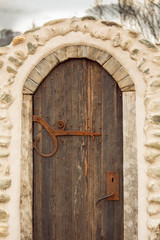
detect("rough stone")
[111,32,121,47]
[12,36,25,46]
[103,57,121,75]
[8,75,15,85]
[0,209,8,221]
[15,50,26,60]
[152,115,160,125]
[0,136,10,147]
[27,42,36,54]
[0,60,3,69]
[0,179,11,190]
[121,40,131,50]
[0,194,10,203]
[143,68,150,74]
[138,57,147,70]
[148,204,160,215]
[33,34,39,42]
[139,39,159,50]
[0,91,13,105]
[130,49,140,60]
[6,66,17,74]
[145,142,160,150]
[148,194,160,204]
[152,56,160,65]
[150,80,160,88]
[81,16,97,21]
[129,30,139,38]
[0,224,8,237]
[8,56,22,67]
[0,147,9,157]
[149,100,160,112]
[145,152,160,163]
[148,218,160,230]
[101,21,122,28]
[147,167,160,178]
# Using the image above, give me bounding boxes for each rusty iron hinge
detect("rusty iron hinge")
[33,115,101,157]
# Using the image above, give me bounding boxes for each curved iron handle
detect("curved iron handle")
[33,115,58,158]
[96,193,114,206]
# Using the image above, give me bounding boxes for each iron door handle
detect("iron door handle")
[96,193,114,206]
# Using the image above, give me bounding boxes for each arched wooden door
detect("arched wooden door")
[33,58,123,240]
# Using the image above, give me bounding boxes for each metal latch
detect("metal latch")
[96,172,119,205]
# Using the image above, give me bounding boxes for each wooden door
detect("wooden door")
[33,58,123,240]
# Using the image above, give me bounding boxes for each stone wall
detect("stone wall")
[0,17,159,239]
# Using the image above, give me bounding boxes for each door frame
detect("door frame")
[21,45,138,240]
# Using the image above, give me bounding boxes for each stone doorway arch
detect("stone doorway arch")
[0,17,159,240]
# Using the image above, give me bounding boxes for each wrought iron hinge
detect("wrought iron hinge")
[33,115,101,157]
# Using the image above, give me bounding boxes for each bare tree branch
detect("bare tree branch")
[86,0,160,44]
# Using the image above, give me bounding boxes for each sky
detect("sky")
[0,0,116,32]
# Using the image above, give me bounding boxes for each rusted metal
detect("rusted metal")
[106,172,119,200]
[33,115,101,157]
[96,193,114,206]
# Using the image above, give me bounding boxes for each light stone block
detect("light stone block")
[97,51,111,65]
[54,48,68,62]
[28,68,44,85]
[118,76,134,90]
[77,45,88,58]
[113,66,128,82]
[66,46,78,59]
[123,92,137,240]
[45,53,59,68]
[35,59,53,77]
[103,57,121,75]
[0,179,11,190]
[24,78,38,93]
[23,87,33,95]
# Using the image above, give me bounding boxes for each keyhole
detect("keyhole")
[112,178,114,182]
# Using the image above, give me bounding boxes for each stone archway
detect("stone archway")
[0,17,159,240]
[21,45,137,240]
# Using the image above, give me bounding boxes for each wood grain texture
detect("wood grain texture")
[33,59,123,240]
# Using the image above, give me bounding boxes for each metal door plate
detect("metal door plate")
[106,172,119,200]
